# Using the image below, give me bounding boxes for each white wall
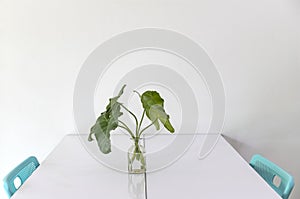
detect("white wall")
[1,0,299,198]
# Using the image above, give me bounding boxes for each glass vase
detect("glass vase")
[128,138,146,174]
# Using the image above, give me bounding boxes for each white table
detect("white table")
[146,135,281,198]
[11,134,281,199]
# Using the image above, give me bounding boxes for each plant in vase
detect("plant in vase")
[88,85,175,173]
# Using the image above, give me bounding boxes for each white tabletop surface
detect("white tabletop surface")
[11,134,281,199]
[146,135,281,199]
[12,134,146,199]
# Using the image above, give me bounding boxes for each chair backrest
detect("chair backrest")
[3,156,39,198]
[250,154,294,199]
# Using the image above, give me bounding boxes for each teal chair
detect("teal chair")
[3,156,39,198]
[250,154,294,199]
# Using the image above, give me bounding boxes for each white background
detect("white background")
[1,0,300,198]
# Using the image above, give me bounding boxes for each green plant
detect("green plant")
[88,85,175,154]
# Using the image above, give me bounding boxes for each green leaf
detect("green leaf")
[141,91,175,133]
[88,85,126,154]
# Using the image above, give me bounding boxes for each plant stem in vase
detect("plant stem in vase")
[128,138,146,174]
